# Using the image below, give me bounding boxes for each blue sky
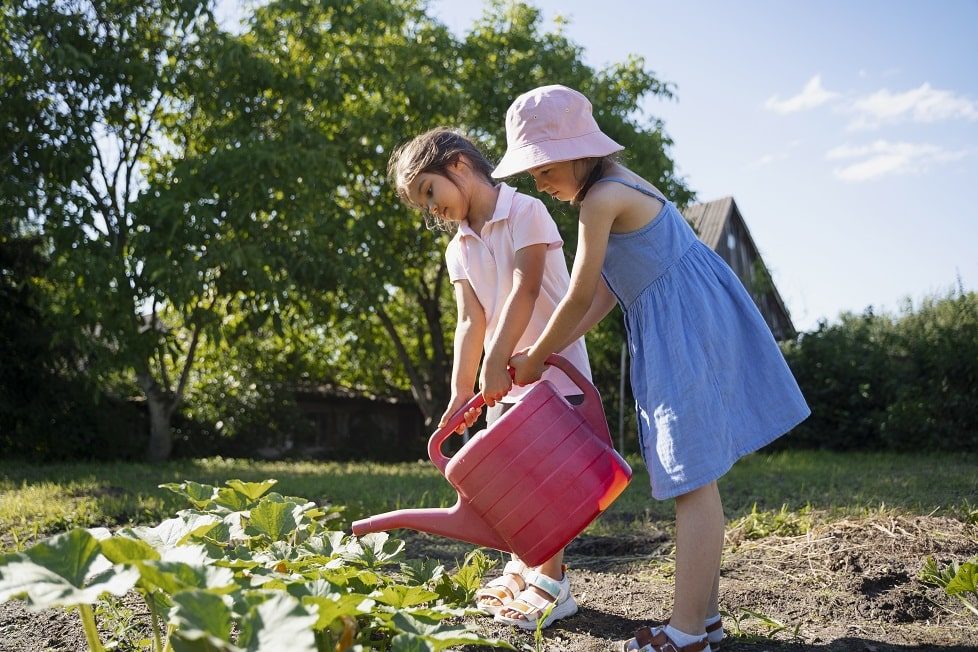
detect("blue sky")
[218,1,978,331]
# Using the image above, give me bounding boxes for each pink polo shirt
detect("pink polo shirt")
[446,183,592,402]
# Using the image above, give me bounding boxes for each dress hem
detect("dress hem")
[647,407,812,501]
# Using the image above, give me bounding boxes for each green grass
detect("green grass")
[1,450,976,551]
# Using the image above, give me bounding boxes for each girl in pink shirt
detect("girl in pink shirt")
[388,127,590,629]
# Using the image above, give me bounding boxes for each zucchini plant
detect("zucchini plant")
[0,478,514,651]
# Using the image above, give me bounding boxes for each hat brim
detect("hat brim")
[491,130,624,179]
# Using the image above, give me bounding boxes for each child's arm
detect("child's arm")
[511,195,617,385]
[555,278,618,351]
[440,279,487,433]
[481,243,547,406]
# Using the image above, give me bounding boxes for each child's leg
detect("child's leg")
[671,481,724,636]
[534,547,564,584]
[709,563,720,616]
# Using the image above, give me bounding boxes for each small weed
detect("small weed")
[721,607,805,643]
[95,596,152,651]
[728,503,813,541]
[920,556,978,617]
[519,601,556,652]
[949,499,978,526]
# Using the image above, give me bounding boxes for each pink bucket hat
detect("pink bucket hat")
[492,84,624,179]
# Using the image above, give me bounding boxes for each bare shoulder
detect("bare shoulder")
[578,180,626,221]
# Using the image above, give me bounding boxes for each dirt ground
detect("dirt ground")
[1,514,976,651]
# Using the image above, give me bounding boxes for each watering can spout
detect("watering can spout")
[351,500,509,552]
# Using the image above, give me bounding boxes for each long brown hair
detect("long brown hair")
[573,154,618,205]
[387,128,494,231]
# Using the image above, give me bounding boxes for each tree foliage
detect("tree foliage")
[779,288,978,451]
[3,0,692,458]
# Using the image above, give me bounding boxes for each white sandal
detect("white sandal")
[494,568,578,630]
[474,560,526,616]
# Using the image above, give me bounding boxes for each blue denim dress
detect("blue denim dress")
[598,178,810,499]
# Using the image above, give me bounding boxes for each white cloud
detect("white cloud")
[765,75,839,114]
[753,141,801,168]
[826,140,968,182]
[849,83,978,129]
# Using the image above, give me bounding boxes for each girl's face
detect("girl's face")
[407,165,468,223]
[527,160,582,202]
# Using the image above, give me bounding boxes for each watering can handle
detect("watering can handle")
[427,354,612,475]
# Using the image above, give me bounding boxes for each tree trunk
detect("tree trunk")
[138,371,175,462]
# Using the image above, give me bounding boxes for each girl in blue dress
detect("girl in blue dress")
[498,85,810,651]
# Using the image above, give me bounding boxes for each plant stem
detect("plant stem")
[78,604,107,652]
[959,594,978,617]
[146,594,164,652]
[163,624,175,652]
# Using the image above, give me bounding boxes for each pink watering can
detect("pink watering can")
[352,354,632,567]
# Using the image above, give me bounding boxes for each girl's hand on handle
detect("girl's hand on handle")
[479,362,513,408]
[509,349,547,386]
[439,393,481,435]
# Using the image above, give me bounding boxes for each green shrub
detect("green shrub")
[779,289,978,452]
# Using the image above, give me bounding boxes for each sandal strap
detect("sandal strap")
[503,571,570,618]
[523,571,565,601]
[509,587,557,614]
[502,559,527,576]
[665,617,723,636]
[476,574,522,600]
[631,627,708,652]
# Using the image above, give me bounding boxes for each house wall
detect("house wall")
[715,219,795,341]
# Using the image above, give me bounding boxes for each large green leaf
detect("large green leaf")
[0,530,138,608]
[300,531,346,557]
[390,634,435,652]
[237,593,318,652]
[301,594,375,631]
[161,481,218,509]
[946,562,978,595]
[373,584,440,609]
[390,612,516,651]
[100,535,161,564]
[225,479,278,502]
[399,559,446,586]
[247,499,299,541]
[127,515,223,552]
[168,589,241,652]
[344,533,405,567]
[213,487,252,513]
[126,543,235,595]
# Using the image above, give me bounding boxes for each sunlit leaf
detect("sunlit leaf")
[161,482,218,509]
[390,612,516,651]
[237,592,318,652]
[168,589,240,652]
[301,593,374,630]
[0,530,138,608]
[373,584,440,609]
[225,479,278,502]
[247,499,299,541]
[390,633,435,652]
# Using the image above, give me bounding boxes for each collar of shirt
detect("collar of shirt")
[456,183,516,239]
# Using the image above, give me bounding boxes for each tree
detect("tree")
[228,0,693,429]
[1,0,322,460]
[3,0,694,460]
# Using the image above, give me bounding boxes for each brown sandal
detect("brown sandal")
[668,618,723,651]
[620,625,709,652]
[704,618,723,650]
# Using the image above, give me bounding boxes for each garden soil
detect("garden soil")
[1,514,975,651]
